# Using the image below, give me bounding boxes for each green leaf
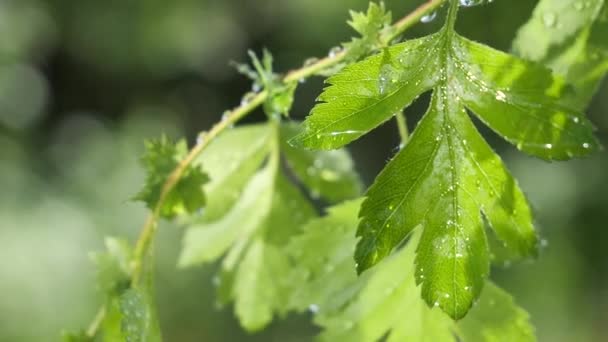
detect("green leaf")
[91,237,133,295]
[514,0,608,109]
[134,136,209,219]
[193,124,272,222]
[119,288,161,342]
[453,35,599,159]
[293,24,597,318]
[118,246,162,342]
[343,2,392,61]
[238,50,297,118]
[220,170,317,331]
[281,122,363,203]
[513,0,604,62]
[286,199,364,313]
[290,34,441,150]
[88,236,161,341]
[356,85,540,318]
[287,204,535,341]
[179,123,320,331]
[458,283,535,342]
[179,160,277,267]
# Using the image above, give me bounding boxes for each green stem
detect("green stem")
[382,0,447,44]
[395,111,410,144]
[446,0,460,32]
[83,0,450,337]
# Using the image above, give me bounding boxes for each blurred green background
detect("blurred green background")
[0,0,606,341]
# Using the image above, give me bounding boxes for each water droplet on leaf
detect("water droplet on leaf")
[420,11,437,23]
[542,12,557,28]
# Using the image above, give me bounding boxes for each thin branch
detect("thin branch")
[84,0,448,337]
[396,111,410,144]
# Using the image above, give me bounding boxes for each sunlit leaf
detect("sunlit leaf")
[343,2,392,61]
[514,0,608,108]
[281,123,363,203]
[287,202,535,341]
[134,136,208,219]
[179,123,319,331]
[292,22,598,318]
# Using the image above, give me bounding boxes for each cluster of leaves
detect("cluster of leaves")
[65,238,161,341]
[288,200,534,342]
[291,0,600,320]
[68,0,608,340]
[178,122,362,330]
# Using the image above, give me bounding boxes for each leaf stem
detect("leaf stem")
[85,306,106,338]
[395,111,410,144]
[382,0,447,44]
[446,0,460,32]
[83,0,449,337]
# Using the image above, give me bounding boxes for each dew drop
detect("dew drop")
[464,286,471,291]
[421,11,437,23]
[304,57,319,67]
[542,12,557,28]
[197,132,208,146]
[308,304,320,314]
[495,90,507,102]
[459,0,484,7]
[378,64,396,96]
[583,142,591,149]
[573,116,580,124]
[433,301,440,307]
[544,143,553,149]
[328,46,343,58]
[444,293,450,298]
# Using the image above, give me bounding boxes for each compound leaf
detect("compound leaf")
[343,2,392,61]
[179,123,320,331]
[293,22,598,318]
[290,34,441,150]
[287,202,535,341]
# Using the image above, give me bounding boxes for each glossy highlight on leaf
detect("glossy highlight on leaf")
[287,203,535,341]
[514,0,608,109]
[293,23,599,318]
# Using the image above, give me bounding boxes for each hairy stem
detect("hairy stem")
[84,0,448,337]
